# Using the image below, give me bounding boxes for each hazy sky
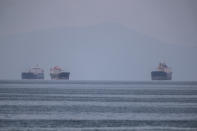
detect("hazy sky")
[0,0,197,80]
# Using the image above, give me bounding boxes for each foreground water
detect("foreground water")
[0,80,197,131]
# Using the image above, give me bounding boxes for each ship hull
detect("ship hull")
[21,72,44,79]
[151,71,172,80]
[50,72,70,80]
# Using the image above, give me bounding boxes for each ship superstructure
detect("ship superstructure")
[21,65,44,79]
[50,66,70,80]
[151,62,172,80]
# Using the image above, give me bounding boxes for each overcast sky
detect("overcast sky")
[0,0,197,80]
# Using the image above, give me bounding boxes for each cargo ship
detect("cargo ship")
[50,66,70,80]
[21,65,44,79]
[151,62,172,80]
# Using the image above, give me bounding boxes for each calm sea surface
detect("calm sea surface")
[0,80,197,131]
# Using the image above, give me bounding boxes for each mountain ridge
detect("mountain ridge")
[0,23,197,80]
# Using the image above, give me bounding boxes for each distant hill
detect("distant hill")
[0,23,197,80]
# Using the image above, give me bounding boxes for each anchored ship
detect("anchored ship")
[21,65,44,79]
[50,66,70,80]
[151,62,172,80]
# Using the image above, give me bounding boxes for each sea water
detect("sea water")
[0,80,197,131]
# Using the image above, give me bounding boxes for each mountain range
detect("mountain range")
[0,23,196,80]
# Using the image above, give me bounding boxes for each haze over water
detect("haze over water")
[0,0,197,81]
[1,1,197,130]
